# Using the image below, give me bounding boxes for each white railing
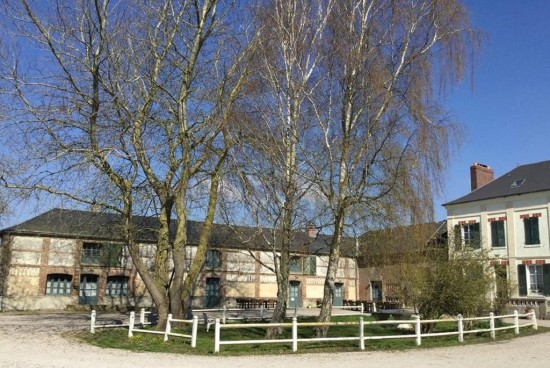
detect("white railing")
[139,308,153,326]
[90,308,153,333]
[90,310,129,333]
[128,311,199,347]
[214,310,536,353]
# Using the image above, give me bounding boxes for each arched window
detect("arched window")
[106,276,129,296]
[46,274,72,295]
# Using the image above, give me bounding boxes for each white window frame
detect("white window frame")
[527,265,544,295]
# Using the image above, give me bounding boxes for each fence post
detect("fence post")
[292,317,298,352]
[359,317,365,351]
[294,306,298,318]
[514,310,519,335]
[457,314,463,343]
[191,316,198,348]
[90,310,96,334]
[128,311,135,338]
[531,310,538,330]
[223,305,227,324]
[260,305,265,319]
[214,318,221,353]
[360,303,364,316]
[139,308,144,325]
[164,314,172,342]
[415,315,421,346]
[489,312,495,339]
[373,302,377,313]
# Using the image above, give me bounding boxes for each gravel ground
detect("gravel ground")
[1,311,549,368]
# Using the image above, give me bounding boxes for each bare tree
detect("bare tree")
[303,0,478,335]
[224,0,334,336]
[0,0,254,327]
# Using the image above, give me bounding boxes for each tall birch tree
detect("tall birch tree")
[226,0,333,336]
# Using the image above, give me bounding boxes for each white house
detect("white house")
[444,161,550,318]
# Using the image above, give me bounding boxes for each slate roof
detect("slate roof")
[357,221,446,262]
[444,160,550,206]
[0,208,355,257]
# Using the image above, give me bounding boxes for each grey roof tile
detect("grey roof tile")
[444,160,550,206]
[1,208,355,257]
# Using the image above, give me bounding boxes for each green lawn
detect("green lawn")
[73,315,546,355]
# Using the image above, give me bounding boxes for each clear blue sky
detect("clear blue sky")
[435,0,550,220]
[2,1,549,227]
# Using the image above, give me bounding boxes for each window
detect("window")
[46,274,72,295]
[463,223,480,247]
[518,264,550,296]
[454,222,480,249]
[289,256,316,275]
[528,266,543,294]
[106,276,128,296]
[303,256,317,275]
[524,217,540,245]
[510,179,525,188]
[289,256,302,273]
[490,220,506,248]
[82,243,122,266]
[82,243,102,264]
[206,250,222,269]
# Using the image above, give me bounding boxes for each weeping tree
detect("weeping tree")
[0,0,254,328]
[301,0,478,335]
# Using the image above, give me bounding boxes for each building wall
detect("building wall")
[446,190,550,299]
[0,234,358,311]
[0,235,146,311]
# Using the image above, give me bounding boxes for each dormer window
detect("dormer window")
[510,179,525,188]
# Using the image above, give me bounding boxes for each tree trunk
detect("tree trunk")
[316,211,344,337]
[266,253,290,338]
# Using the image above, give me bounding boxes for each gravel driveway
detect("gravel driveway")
[1,312,549,368]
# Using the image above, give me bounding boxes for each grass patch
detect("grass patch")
[72,315,548,356]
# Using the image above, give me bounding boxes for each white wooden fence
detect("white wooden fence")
[128,311,199,347]
[214,310,537,353]
[90,308,151,333]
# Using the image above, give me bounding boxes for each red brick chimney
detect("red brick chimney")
[307,224,319,238]
[470,162,494,191]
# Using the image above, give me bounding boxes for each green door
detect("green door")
[79,274,98,305]
[333,283,344,306]
[205,278,220,308]
[289,281,301,308]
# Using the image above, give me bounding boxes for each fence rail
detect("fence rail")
[128,311,199,347]
[90,308,152,333]
[214,310,536,353]
[90,308,537,353]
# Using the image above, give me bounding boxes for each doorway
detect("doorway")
[79,274,98,305]
[205,277,220,308]
[333,283,344,306]
[371,281,383,302]
[289,281,301,308]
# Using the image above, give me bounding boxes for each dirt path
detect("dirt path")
[1,312,549,368]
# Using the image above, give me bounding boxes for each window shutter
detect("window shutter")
[533,218,540,244]
[517,264,527,296]
[543,264,550,297]
[523,218,533,244]
[472,223,481,248]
